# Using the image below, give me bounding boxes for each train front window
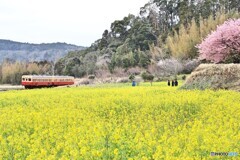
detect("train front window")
[28,78,31,81]
[22,78,25,81]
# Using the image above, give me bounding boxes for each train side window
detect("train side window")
[22,78,25,81]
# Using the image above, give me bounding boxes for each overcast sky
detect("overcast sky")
[0,0,149,46]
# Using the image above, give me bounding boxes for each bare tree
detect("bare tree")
[51,53,62,76]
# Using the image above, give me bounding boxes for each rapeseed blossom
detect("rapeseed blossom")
[0,82,239,159]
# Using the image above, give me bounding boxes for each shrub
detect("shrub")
[129,74,135,81]
[88,75,95,79]
[141,72,154,86]
[182,75,186,80]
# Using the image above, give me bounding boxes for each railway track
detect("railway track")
[0,85,25,91]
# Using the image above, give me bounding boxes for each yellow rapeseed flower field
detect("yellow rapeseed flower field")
[0,82,239,159]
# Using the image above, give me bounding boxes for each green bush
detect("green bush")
[88,75,95,79]
[141,72,154,85]
[129,74,135,81]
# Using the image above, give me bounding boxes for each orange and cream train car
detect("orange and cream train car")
[21,75,74,88]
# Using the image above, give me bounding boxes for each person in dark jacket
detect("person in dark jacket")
[167,80,170,86]
[172,80,175,86]
[174,79,178,86]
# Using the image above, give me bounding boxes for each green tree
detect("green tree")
[141,71,154,86]
[98,30,109,50]
[138,50,150,68]
[129,74,135,81]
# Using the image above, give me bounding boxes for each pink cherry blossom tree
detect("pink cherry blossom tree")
[197,19,240,63]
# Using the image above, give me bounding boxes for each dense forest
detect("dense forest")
[54,0,240,79]
[1,0,240,84]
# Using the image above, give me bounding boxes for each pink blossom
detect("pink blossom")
[197,19,240,63]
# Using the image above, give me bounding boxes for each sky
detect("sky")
[0,0,149,47]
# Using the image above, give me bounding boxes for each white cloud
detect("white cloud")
[0,0,149,46]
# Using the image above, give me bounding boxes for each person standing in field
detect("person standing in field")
[167,80,170,86]
[172,80,174,86]
[174,79,178,86]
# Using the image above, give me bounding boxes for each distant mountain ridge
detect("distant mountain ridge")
[0,39,85,62]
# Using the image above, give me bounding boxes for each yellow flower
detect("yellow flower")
[0,82,238,159]
[114,148,119,155]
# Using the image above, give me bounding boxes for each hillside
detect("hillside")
[0,39,85,62]
[55,0,240,78]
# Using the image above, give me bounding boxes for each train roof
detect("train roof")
[22,75,74,78]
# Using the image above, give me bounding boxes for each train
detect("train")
[21,75,74,89]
